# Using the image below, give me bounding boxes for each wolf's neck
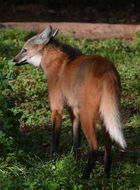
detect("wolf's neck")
[41,40,82,78]
[49,40,82,60]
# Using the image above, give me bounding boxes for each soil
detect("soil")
[1,4,140,39]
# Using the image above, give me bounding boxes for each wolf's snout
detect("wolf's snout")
[13,58,20,66]
[13,58,16,62]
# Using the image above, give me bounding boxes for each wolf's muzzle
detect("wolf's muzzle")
[13,59,28,66]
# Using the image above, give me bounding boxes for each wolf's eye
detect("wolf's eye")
[22,48,27,53]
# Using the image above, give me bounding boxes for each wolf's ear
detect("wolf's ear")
[52,29,59,38]
[31,25,53,44]
[39,25,52,42]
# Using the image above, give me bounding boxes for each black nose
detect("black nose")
[13,58,16,62]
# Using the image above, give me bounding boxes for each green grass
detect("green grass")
[0,28,140,190]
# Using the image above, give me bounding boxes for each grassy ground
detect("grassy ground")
[0,28,140,190]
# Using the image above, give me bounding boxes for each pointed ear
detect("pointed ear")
[39,25,52,41]
[31,25,53,44]
[52,29,59,38]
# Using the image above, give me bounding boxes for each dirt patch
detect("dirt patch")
[1,4,140,39]
[1,22,140,39]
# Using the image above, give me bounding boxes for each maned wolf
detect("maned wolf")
[13,25,126,179]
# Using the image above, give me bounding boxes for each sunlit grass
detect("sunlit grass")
[0,28,140,189]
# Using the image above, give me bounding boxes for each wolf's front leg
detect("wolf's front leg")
[68,107,81,160]
[50,110,62,159]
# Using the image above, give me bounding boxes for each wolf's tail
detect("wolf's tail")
[100,79,127,149]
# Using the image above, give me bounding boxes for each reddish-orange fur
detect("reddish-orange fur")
[14,35,126,179]
[39,40,121,178]
[41,42,123,178]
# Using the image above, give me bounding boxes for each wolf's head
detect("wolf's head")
[13,25,59,67]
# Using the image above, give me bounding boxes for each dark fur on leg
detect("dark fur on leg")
[82,150,99,179]
[73,124,81,160]
[50,110,62,159]
[104,154,112,178]
[102,126,112,178]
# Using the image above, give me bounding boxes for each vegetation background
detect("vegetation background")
[0,28,140,189]
[0,0,140,189]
